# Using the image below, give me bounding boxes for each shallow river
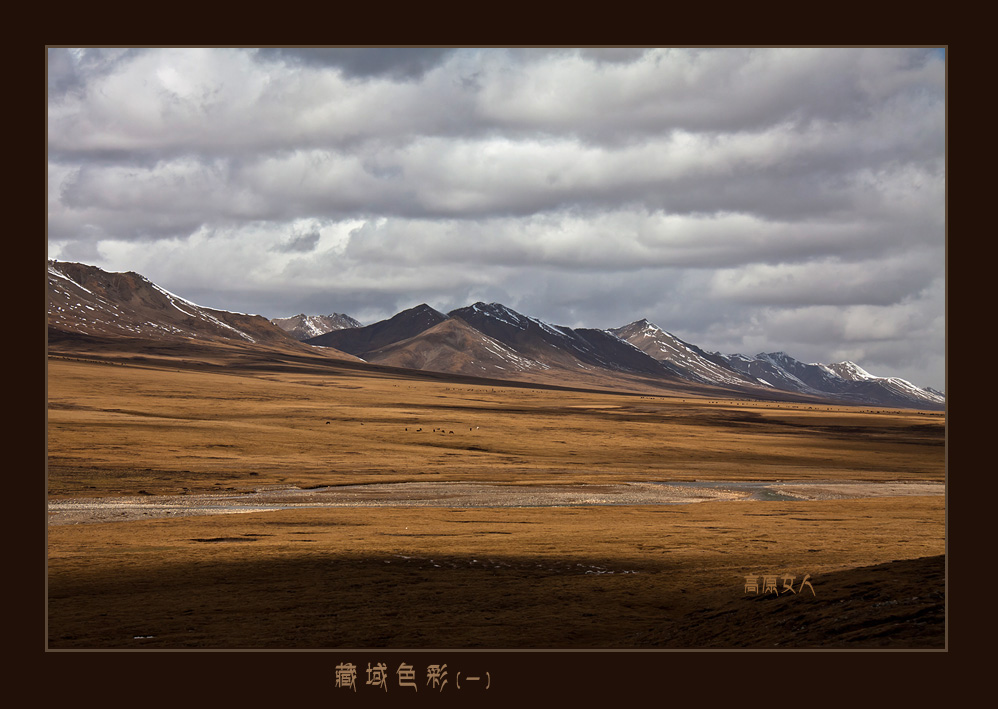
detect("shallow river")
[47,480,944,525]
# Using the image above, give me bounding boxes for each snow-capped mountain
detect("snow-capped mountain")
[303,301,687,389]
[270,313,361,341]
[448,303,675,378]
[716,351,944,409]
[825,361,878,382]
[361,316,548,377]
[606,319,943,409]
[48,260,297,346]
[715,351,850,394]
[608,320,756,387]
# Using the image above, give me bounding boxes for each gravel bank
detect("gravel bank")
[46,480,944,526]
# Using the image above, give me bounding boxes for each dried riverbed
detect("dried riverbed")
[46,480,944,525]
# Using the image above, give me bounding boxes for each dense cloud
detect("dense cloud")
[254,48,458,80]
[47,47,946,391]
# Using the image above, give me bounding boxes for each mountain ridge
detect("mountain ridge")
[304,304,447,355]
[47,261,943,409]
[47,260,362,362]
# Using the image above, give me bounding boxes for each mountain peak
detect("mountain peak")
[305,303,446,355]
[402,303,446,318]
[610,319,755,387]
[757,351,798,366]
[454,302,531,329]
[270,312,361,341]
[826,360,876,381]
[612,319,668,337]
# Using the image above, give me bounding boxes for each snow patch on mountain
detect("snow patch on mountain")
[609,319,754,386]
[826,361,877,381]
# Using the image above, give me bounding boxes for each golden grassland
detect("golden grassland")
[46,355,946,649]
[47,357,944,496]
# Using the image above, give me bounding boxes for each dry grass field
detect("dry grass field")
[46,353,946,649]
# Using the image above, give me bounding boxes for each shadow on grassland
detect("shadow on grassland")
[48,552,943,650]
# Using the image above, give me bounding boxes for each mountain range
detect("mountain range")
[47,260,944,410]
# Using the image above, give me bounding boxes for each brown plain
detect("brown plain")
[46,354,946,649]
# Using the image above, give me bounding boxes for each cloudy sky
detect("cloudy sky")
[47,47,946,392]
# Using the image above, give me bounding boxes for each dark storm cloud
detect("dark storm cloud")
[273,226,321,253]
[254,48,458,81]
[47,48,79,95]
[578,48,651,64]
[47,47,145,99]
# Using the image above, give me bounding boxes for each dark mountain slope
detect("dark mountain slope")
[306,304,447,356]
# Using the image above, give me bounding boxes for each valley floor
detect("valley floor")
[46,354,946,650]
